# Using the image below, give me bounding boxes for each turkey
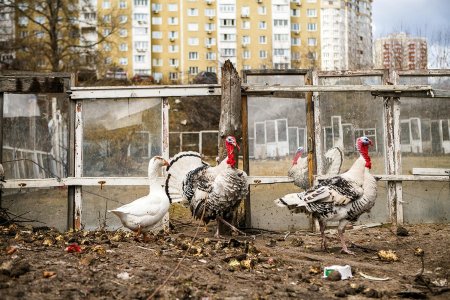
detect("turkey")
[109,156,170,242]
[165,136,248,237]
[288,146,343,190]
[275,136,377,254]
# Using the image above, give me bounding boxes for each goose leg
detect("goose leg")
[216,216,246,236]
[338,220,355,255]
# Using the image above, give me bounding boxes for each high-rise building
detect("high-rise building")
[4,0,374,82]
[374,32,427,71]
[320,0,373,71]
[0,1,15,69]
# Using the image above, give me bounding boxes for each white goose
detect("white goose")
[109,156,169,241]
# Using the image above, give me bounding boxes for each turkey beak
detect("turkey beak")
[368,140,373,146]
[235,143,240,151]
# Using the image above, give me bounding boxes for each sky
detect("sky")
[372,0,450,42]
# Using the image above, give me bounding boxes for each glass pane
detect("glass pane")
[3,93,69,179]
[168,96,221,164]
[2,188,68,231]
[83,98,162,176]
[318,75,382,85]
[398,76,450,173]
[82,186,150,230]
[318,76,385,175]
[403,182,450,223]
[246,74,305,85]
[249,97,306,175]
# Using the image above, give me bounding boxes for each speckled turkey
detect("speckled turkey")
[165,136,248,237]
[276,136,377,254]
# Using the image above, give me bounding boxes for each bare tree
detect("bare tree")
[1,0,119,72]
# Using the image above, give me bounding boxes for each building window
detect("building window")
[206,66,216,73]
[219,4,235,13]
[274,49,288,56]
[153,73,162,82]
[168,4,177,11]
[259,21,266,29]
[103,14,111,23]
[242,36,250,44]
[187,8,198,16]
[188,37,199,45]
[274,19,288,27]
[135,55,145,63]
[187,23,198,31]
[119,29,127,37]
[291,9,299,17]
[291,38,300,45]
[119,58,128,65]
[135,27,149,35]
[169,59,179,67]
[188,66,199,75]
[105,57,112,65]
[242,21,250,29]
[291,23,300,31]
[119,1,127,9]
[274,4,288,12]
[169,72,178,80]
[220,19,235,27]
[188,52,199,60]
[18,17,29,26]
[152,45,162,52]
[205,8,215,17]
[307,23,317,31]
[169,45,179,53]
[152,31,162,39]
[274,34,289,41]
[206,52,216,60]
[119,43,128,51]
[169,31,178,38]
[119,15,127,23]
[241,6,250,17]
[308,38,317,46]
[222,48,236,56]
[292,52,301,60]
[103,43,112,51]
[135,0,149,6]
[103,0,111,9]
[307,9,317,17]
[152,58,162,66]
[152,3,162,11]
[221,34,236,42]
[259,50,267,58]
[152,17,162,25]
[205,37,216,45]
[258,6,266,15]
[243,50,250,59]
[205,23,215,31]
[168,17,178,25]
[259,36,266,44]
[135,41,148,51]
[134,13,148,23]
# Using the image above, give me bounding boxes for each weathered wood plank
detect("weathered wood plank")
[218,60,242,235]
[412,168,450,176]
[70,85,221,99]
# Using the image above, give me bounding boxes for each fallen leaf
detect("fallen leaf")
[377,250,398,262]
[43,271,56,278]
[6,246,17,255]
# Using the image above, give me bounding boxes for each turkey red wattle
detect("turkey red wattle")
[357,138,372,169]
[226,141,237,168]
[292,149,303,165]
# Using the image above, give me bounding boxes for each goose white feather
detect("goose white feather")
[109,156,169,238]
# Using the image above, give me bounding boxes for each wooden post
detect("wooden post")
[306,70,318,231]
[218,60,242,235]
[241,94,251,228]
[383,69,403,225]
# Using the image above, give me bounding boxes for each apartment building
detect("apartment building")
[320,0,373,71]
[374,33,427,70]
[0,1,15,69]
[4,0,373,82]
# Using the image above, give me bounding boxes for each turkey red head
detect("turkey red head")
[225,136,239,168]
[292,147,304,165]
[356,136,372,169]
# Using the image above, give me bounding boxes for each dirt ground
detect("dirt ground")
[0,220,449,300]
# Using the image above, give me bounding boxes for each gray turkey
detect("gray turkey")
[288,146,343,190]
[165,136,248,237]
[275,136,377,254]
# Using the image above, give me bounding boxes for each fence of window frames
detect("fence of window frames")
[1,70,449,232]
